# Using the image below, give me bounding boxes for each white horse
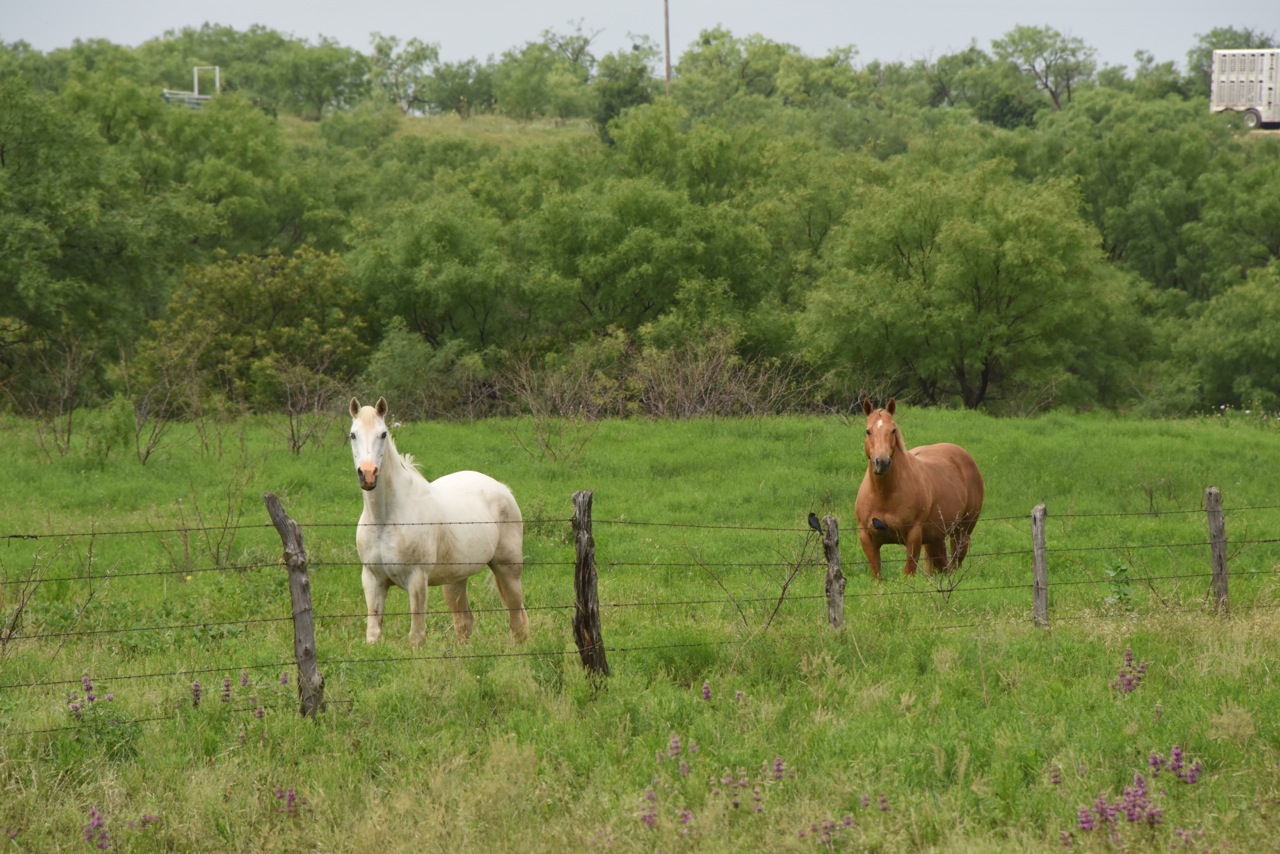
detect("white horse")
[348,397,528,645]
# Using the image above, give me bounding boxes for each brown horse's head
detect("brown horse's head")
[862,397,901,476]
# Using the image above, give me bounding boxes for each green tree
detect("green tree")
[591,40,659,143]
[673,28,799,115]
[801,158,1143,410]
[1181,137,1280,298]
[927,45,1043,128]
[138,248,367,415]
[991,25,1096,110]
[421,58,496,116]
[347,190,541,349]
[0,78,187,435]
[530,175,769,338]
[493,40,590,120]
[368,33,439,114]
[1179,263,1280,409]
[1026,88,1232,294]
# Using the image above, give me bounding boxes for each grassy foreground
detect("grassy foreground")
[2,406,1279,851]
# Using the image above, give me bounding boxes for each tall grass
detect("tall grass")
[1,407,1278,850]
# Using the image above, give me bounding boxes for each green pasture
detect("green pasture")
[2,408,1279,851]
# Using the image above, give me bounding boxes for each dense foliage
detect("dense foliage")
[2,22,1278,436]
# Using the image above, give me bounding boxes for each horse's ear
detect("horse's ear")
[349,398,360,418]
[375,397,388,417]
[862,398,874,415]
[886,398,896,415]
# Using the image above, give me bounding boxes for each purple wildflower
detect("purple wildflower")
[772,756,786,780]
[240,670,250,687]
[222,678,232,703]
[701,681,711,701]
[191,681,201,707]
[280,672,289,686]
[276,787,307,818]
[83,806,109,849]
[877,794,889,812]
[639,791,657,828]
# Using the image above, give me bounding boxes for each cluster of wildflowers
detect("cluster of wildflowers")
[637,715,789,836]
[1111,649,1149,694]
[1075,776,1158,831]
[711,770,764,813]
[797,793,891,845]
[275,787,309,818]
[67,674,115,722]
[81,807,158,850]
[1149,745,1204,784]
[191,680,202,707]
[83,806,109,850]
[1067,773,1165,847]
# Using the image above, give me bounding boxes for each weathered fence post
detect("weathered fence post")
[571,490,609,677]
[263,492,326,717]
[1205,486,1229,616]
[821,515,845,629]
[1031,503,1049,629]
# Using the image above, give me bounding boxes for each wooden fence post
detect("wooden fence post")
[263,492,326,717]
[1205,486,1229,616]
[571,490,609,677]
[821,515,845,629]
[1031,503,1049,629]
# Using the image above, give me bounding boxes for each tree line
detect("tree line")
[1,21,1278,457]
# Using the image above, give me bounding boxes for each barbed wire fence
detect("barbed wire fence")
[2,486,1279,738]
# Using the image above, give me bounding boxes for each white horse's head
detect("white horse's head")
[349,396,391,491]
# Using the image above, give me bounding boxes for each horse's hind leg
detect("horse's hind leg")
[949,524,975,571]
[491,531,529,641]
[490,563,529,642]
[923,542,949,575]
[441,582,474,642]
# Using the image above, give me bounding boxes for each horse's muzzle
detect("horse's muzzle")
[357,464,379,490]
[872,457,892,476]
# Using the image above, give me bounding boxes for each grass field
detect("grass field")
[2,406,1279,851]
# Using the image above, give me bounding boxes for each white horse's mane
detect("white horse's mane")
[398,451,427,479]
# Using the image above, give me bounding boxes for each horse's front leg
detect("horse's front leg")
[903,526,925,577]
[858,528,883,581]
[362,567,388,644]
[407,570,429,647]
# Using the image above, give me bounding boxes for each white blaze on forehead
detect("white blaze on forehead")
[876,418,884,428]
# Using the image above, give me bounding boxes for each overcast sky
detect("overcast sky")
[4,0,1276,72]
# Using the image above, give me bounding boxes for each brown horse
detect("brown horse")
[855,398,984,580]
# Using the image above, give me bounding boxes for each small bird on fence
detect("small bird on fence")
[807,512,823,535]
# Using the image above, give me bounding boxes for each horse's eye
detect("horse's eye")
[349,432,356,441]
[379,431,388,440]
[865,429,871,435]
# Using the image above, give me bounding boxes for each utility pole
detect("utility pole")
[664,0,672,95]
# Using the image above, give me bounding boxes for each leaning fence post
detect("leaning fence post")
[821,515,845,629]
[1031,503,1049,629]
[263,492,326,717]
[1205,486,1229,616]
[571,490,609,677]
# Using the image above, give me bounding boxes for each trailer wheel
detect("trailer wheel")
[1243,109,1262,129]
